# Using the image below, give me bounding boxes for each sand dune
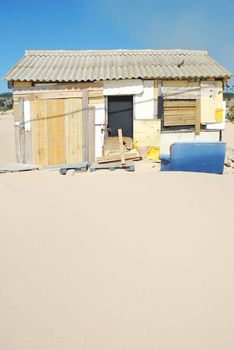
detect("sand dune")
[0,170,234,350]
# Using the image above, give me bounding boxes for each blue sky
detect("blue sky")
[0,0,233,92]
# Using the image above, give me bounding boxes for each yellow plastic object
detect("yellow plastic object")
[215,108,223,122]
[146,147,160,161]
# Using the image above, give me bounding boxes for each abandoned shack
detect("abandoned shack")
[3,49,231,165]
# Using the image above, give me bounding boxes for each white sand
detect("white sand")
[0,170,234,350]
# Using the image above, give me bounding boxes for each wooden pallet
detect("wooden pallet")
[90,161,135,172]
[58,162,89,175]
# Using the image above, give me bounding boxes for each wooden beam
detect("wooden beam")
[14,125,20,163]
[24,131,32,164]
[18,98,24,163]
[118,129,125,165]
[82,89,89,162]
[13,81,32,88]
[195,98,201,135]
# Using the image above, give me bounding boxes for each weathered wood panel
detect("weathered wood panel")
[30,100,48,165]
[195,99,201,135]
[163,100,197,126]
[47,99,65,165]
[64,98,83,163]
[13,81,32,88]
[162,81,200,100]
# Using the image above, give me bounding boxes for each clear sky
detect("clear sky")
[0,0,233,92]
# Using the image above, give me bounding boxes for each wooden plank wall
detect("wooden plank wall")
[163,100,197,126]
[47,99,65,164]
[30,98,84,165]
[64,98,83,163]
[13,82,104,165]
[31,100,48,165]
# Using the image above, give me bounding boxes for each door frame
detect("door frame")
[106,95,134,138]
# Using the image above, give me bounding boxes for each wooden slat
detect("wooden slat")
[195,98,201,135]
[24,131,32,164]
[164,115,196,121]
[47,99,65,165]
[164,111,196,116]
[13,81,32,88]
[164,120,196,126]
[164,101,196,107]
[31,100,48,165]
[14,125,20,163]
[97,150,140,164]
[118,129,125,165]
[13,91,83,100]
[163,99,197,127]
[64,98,83,163]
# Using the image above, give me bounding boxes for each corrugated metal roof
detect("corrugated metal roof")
[3,49,231,82]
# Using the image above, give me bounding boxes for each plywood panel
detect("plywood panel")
[47,99,65,165]
[134,120,161,147]
[64,98,83,163]
[30,100,48,165]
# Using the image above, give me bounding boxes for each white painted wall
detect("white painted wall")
[103,79,143,96]
[160,131,220,154]
[200,81,223,123]
[94,104,105,158]
[134,80,154,119]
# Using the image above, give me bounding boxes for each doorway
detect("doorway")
[108,96,133,138]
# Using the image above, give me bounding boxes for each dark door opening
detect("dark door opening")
[108,96,133,138]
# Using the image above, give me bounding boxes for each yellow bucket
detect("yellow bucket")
[146,147,160,161]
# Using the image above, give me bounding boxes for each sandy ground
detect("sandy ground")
[0,170,234,350]
[0,113,234,349]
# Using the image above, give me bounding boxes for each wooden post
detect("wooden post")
[82,89,89,162]
[24,131,32,164]
[18,98,25,163]
[118,129,125,165]
[195,98,201,135]
[88,106,95,163]
[14,125,20,163]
